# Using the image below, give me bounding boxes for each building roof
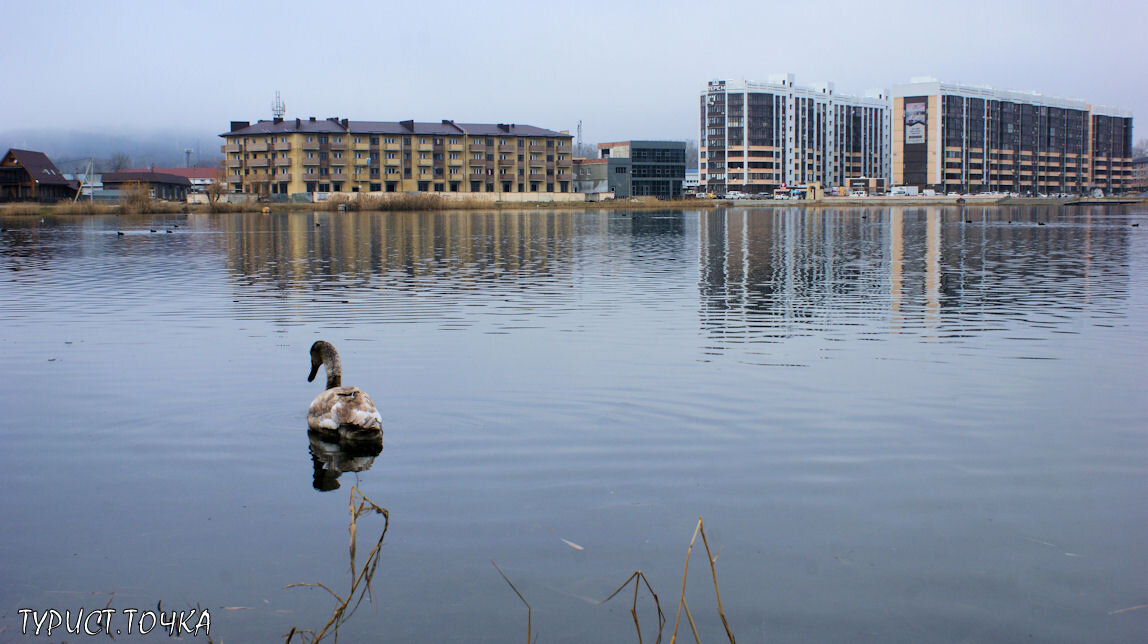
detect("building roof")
[102,171,192,186]
[598,140,686,148]
[573,158,607,164]
[1133,156,1148,165]
[3,148,74,186]
[890,79,1133,117]
[222,117,569,138]
[123,167,223,180]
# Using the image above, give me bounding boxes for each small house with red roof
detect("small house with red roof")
[0,148,79,202]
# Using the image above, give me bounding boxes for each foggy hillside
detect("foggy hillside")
[0,127,224,172]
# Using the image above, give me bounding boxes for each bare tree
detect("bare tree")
[1133,138,1148,158]
[108,153,131,171]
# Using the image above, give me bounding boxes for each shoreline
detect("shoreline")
[2,195,1144,217]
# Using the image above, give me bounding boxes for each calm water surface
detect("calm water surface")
[1,206,1145,642]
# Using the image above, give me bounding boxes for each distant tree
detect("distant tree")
[205,160,227,211]
[109,153,131,171]
[685,139,699,169]
[1134,138,1148,158]
[574,142,598,159]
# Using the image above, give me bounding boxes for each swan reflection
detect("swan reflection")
[308,429,382,492]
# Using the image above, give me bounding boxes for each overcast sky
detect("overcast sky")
[2,0,1145,144]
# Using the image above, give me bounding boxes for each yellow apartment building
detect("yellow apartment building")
[221,117,575,197]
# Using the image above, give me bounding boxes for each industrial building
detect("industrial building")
[102,171,193,201]
[699,75,890,196]
[891,79,1135,194]
[574,140,685,199]
[220,117,574,197]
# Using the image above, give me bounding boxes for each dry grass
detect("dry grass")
[53,201,120,215]
[321,193,497,212]
[285,485,390,643]
[0,203,44,216]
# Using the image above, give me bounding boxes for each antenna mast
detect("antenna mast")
[271,90,286,119]
[576,120,583,154]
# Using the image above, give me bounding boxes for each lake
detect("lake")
[1,205,1145,642]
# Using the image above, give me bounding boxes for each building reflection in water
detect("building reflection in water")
[204,207,1132,348]
[698,206,1131,351]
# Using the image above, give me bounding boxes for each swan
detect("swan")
[306,340,383,436]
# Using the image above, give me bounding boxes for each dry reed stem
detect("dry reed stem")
[601,570,666,643]
[491,560,533,644]
[681,598,701,643]
[670,517,735,644]
[285,485,389,643]
[699,523,734,642]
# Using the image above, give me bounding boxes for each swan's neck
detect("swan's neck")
[324,355,342,390]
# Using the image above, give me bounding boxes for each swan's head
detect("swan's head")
[308,340,339,383]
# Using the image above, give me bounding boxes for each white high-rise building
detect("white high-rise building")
[700,74,890,196]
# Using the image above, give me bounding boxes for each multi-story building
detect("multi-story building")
[1132,156,1147,192]
[221,117,574,196]
[700,75,890,196]
[891,79,1134,195]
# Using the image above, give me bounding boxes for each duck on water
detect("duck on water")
[307,340,383,439]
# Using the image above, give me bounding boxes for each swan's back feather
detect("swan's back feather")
[308,386,383,432]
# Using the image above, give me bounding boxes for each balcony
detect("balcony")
[328,142,346,151]
[223,144,241,153]
[247,175,270,183]
[248,158,270,168]
[248,144,270,153]
[274,174,292,182]
[302,142,320,151]
[227,159,242,168]
[274,142,292,152]
[303,173,320,181]
[275,157,292,166]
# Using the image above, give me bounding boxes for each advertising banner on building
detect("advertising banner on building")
[905,102,927,145]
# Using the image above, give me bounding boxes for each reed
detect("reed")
[285,485,390,643]
[493,516,735,644]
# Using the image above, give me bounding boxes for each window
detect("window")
[370,136,379,145]
[384,137,396,144]
[615,167,627,173]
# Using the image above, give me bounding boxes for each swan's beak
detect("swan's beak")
[308,360,321,382]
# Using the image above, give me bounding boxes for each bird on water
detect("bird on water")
[306,340,383,437]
